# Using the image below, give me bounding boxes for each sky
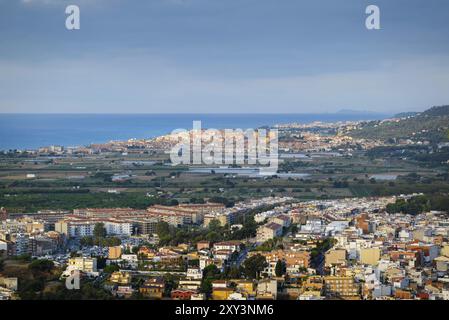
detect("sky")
[0,0,448,114]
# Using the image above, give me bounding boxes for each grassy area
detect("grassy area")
[1,151,448,212]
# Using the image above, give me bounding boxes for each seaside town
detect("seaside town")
[2,192,449,300]
[2,4,449,320]
[1,106,449,300]
[0,119,404,157]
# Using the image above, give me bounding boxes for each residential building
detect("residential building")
[108,246,122,260]
[325,249,347,268]
[256,279,277,300]
[171,289,197,300]
[66,257,98,275]
[110,271,131,285]
[324,276,360,299]
[257,222,283,242]
[139,277,165,299]
[359,248,381,266]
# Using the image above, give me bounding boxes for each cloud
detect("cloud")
[21,0,76,4]
[18,0,115,6]
[18,0,183,5]
[0,52,448,113]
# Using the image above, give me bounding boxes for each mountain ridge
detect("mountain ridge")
[349,105,449,143]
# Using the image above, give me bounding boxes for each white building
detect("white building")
[55,218,132,238]
[213,241,241,253]
[63,257,98,277]
[257,223,283,242]
[14,234,30,256]
[186,268,203,280]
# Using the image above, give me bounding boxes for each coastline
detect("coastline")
[0,113,389,151]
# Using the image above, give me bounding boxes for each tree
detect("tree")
[275,259,286,277]
[200,278,213,296]
[256,238,278,252]
[202,264,221,279]
[103,264,120,274]
[156,221,170,238]
[205,231,220,242]
[227,266,242,279]
[243,254,267,279]
[130,291,146,300]
[201,265,221,298]
[190,197,205,204]
[96,257,107,269]
[386,195,431,216]
[290,224,298,234]
[163,273,178,297]
[167,199,179,206]
[28,259,54,276]
[93,223,107,238]
[104,237,121,247]
[208,219,221,232]
[15,253,31,262]
[80,236,94,247]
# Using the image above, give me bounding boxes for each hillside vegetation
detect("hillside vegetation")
[350,105,449,143]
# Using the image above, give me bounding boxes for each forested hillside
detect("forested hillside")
[350,105,449,143]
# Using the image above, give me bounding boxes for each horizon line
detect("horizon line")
[0,111,394,115]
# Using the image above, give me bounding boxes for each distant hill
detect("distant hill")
[349,105,449,143]
[393,112,420,118]
[336,109,389,116]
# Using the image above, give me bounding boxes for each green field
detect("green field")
[1,149,448,212]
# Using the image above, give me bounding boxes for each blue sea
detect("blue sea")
[0,113,388,150]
